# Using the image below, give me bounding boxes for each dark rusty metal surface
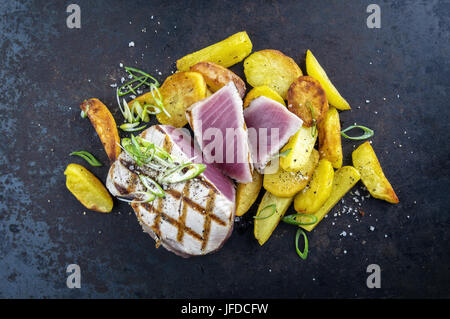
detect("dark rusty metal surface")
[0,0,449,298]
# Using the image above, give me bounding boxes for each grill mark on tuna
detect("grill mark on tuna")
[141,202,203,242]
[177,181,191,242]
[201,189,216,251]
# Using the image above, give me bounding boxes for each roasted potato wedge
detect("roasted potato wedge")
[294,159,334,214]
[287,76,329,127]
[352,142,399,204]
[80,98,121,162]
[302,166,360,232]
[243,86,286,108]
[177,31,253,71]
[264,149,319,197]
[318,107,343,169]
[305,50,350,110]
[235,170,263,216]
[64,163,113,213]
[254,191,293,245]
[156,72,207,127]
[280,126,318,172]
[190,61,246,98]
[244,49,303,99]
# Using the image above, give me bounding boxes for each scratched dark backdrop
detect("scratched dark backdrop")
[0,0,449,298]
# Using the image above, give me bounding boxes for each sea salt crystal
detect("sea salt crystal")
[340,231,347,237]
[369,226,375,231]
[128,41,135,47]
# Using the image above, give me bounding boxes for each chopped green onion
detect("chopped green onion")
[306,101,317,137]
[282,213,317,226]
[117,191,156,203]
[160,163,206,184]
[120,122,147,132]
[295,229,309,260]
[80,104,89,118]
[139,175,165,198]
[125,66,160,87]
[150,84,171,118]
[341,125,374,140]
[118,75,149,96]
[69,151,102,167]
[253,204,277,220]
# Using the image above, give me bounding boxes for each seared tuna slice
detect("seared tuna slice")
[186,82,253,183]
[106,125,235,257]
[244,96,303,172]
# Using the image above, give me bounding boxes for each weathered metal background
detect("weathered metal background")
[0,0,449,298]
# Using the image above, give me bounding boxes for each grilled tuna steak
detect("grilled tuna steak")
[244,96,303,172]
[106,125,236,257]
[186,82,253,183]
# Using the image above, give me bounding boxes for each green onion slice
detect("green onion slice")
[160,163,206,184]
[150,84,171,118]
[306,101,317,137]
[253,204,277,220]
[69,151,102,167]
[120,122,147,132]
[282,213,317,226]
[117,191,156,203]
[341,125,374,140]
[295,229,309,260]
[125,66,160,87]
[80,104,89,118]
[139,175,165,198]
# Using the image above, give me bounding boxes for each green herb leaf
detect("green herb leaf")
[253,204,277,220]
[295,229,309,260]
[341,125,374,140]
[69,151,102,167]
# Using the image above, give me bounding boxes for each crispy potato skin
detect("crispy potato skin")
[243,86,286,108]
[177,31,252,71]
[156,72,207,127]
[280,126,318,172]
[294,159,334,214]
[235,170,263,216]
[254,191,293,245]
[318,107,343,169]
[65,163,113,213]
[305,50,350,110]
[287,76,329,127]
[244,49,303,99]
[80,98,121,162]
[190,61,246,98]
[264,149,319,197]
[301,166,360,231]
[352,142,399,204]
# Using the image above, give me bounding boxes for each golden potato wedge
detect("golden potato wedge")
[318,107,343,169]
[305,50,350,110]
[235,170,263,216]
[264,149,319,197]
[352,142,399,204]
[205,88,214,97]
[177,31,253,71]
[294,159,334,214]
[280,126,318,172]
[80,98,121,162]
[190,61,246,98]
[244,49,303,99]
[243,86,286,108]
[65,163,113,213]
[287,76,329,127]
[156,72,207,127]
[254,191,293,245]
[302,166,360,232]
